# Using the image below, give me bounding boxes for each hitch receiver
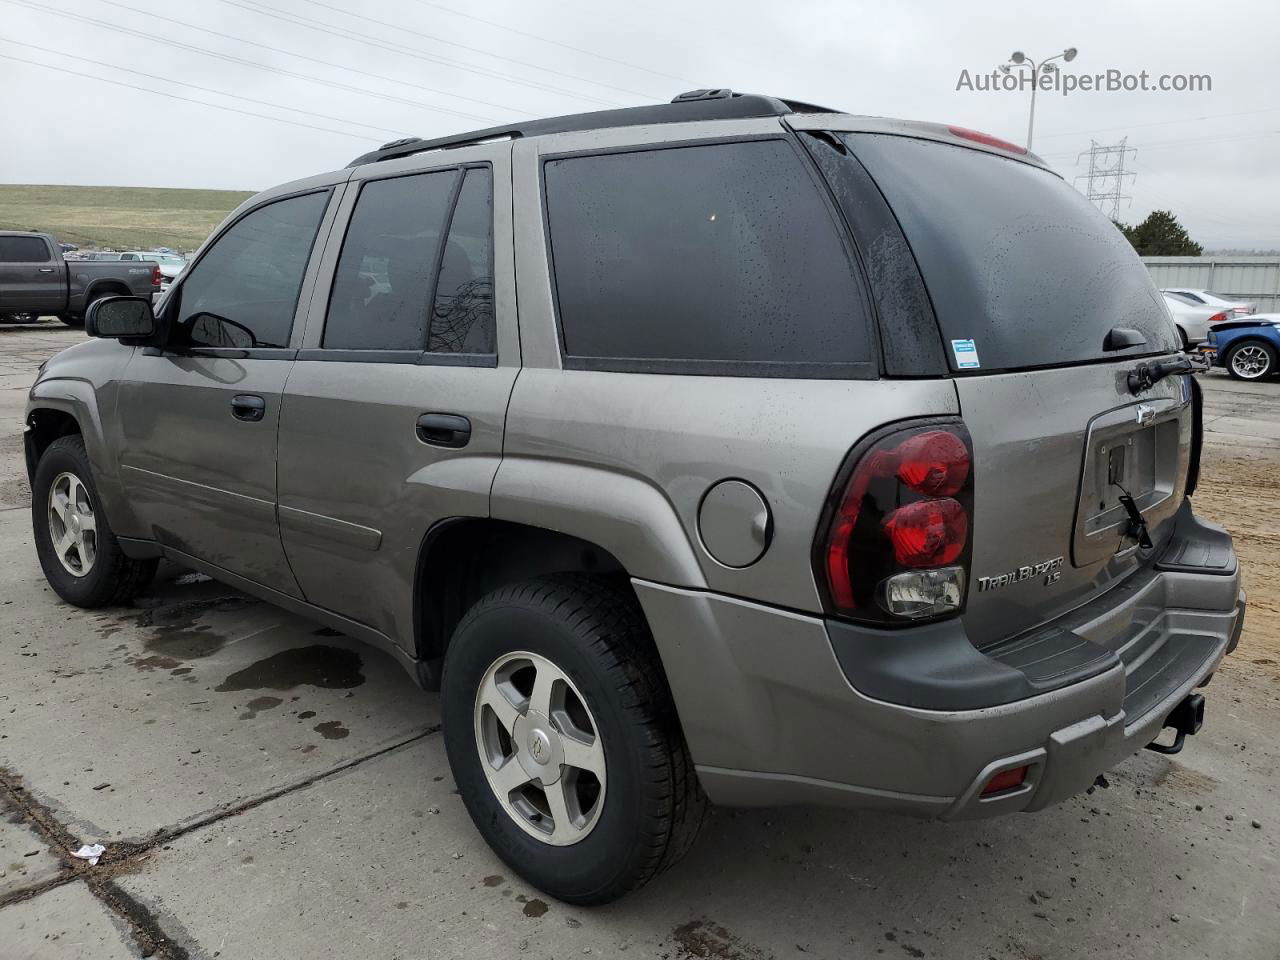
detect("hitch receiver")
[1145,693,1205,755]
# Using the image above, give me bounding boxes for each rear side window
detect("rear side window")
[843,134,1177,371]
[0,236,51,263]
[429,168,495,354]
[544,139,873,376]
[325,170,459,351]
[176,191,329,348]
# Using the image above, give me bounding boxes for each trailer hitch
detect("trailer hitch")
[1145,693,1205,755]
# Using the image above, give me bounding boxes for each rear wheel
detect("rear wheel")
[442,576,705,904]
[32,435,157,607]
[1225,340,1276,380]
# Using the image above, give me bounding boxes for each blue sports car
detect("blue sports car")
[1204,315,1280,381]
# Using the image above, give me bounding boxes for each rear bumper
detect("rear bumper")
[635,504,1243,819]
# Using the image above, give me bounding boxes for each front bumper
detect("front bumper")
[635,505,1243,820]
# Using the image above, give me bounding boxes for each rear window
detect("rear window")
[843,134,1177,371]
[0,236,51,263]
[543,139,873,377]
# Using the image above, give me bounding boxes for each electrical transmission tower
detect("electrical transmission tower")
[1074,138,1137,219]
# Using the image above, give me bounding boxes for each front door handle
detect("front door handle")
[416,413,471,448]
[231,394,266,422]
[37,267,55,273]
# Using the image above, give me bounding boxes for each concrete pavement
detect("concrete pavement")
[2,322,1278,959]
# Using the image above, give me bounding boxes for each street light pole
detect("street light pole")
[1000,47,1077,150]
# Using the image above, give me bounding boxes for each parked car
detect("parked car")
[0,232,161,326]
[1163,292,1227,347]
[119,251,187,288]
[1203,315,1280,380]
[24,91,1244,904]
[1162,288,1255,316]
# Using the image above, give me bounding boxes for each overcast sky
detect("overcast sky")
[2,0,1275,249]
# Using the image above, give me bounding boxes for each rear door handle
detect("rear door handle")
[231,394,266,422]
[416,413,471,448]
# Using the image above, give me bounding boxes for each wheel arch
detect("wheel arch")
[412,518,637,689]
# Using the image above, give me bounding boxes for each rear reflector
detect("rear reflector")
[981,766,1028,796]
[947,125,1028,155]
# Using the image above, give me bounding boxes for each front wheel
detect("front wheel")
[1225,340,1276,380]
[442,576,705,904]
[32,435,157,607]
[58,314,84,327]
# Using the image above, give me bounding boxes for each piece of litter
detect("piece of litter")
[71,843,106,866]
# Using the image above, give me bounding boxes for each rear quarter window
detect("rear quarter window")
[844,134,1177,371]
[543,138,875,377]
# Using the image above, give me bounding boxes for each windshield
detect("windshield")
[841,133,1178,372]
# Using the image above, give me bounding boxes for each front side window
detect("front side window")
[173,191,329,349]
[0,236,51,263]
[543,139,872,374]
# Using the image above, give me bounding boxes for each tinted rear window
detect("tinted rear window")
[544,139,873,376]
[843,134,1177,371]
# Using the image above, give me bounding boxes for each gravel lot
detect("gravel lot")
[2,322,1278,960]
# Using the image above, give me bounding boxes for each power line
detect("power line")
[406,0,691,85]
[90,0,534,119]
[296,0,666,100]
[0,37,404,137]
[1036,106,1280,142]
[216,0,630,109]
[1040,128,1280,160]
[0,51,375,141]
[3,0,501,124]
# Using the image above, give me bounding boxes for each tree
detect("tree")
[1114,210,1203,256]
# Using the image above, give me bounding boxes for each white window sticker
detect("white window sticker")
[951,338,980,369]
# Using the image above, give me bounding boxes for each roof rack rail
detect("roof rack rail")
[346,89,842,167]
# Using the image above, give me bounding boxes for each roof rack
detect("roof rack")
[346,89,841,167]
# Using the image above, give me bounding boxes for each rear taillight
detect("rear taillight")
[818,421,974,624]
[151,264,162,286]
[1207,311,1228,325]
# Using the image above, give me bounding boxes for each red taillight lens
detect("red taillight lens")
[151,264,162,286]
[895,430,970,496]
[819,422,974,624]
[884,498,968,567]
[1207,311,1228,325]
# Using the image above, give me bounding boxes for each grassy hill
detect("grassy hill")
[0,184,254,252]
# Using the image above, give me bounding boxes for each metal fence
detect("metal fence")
[1143,257,1280,312]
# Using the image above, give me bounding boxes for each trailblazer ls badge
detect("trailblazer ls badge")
[976,556,1065,592]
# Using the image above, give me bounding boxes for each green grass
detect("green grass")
[0,184,255,252]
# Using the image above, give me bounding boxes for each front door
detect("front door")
[115,188,337,596]
[0,235,63,313]
[277,152,518,649]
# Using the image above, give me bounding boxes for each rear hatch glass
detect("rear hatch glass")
[841,133,1179,372]
[834,133,1190,645]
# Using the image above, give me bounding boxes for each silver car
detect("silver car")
[24,90,1245,903]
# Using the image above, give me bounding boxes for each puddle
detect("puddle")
[132,655,182,672]
[522,898,548,918]
[313,720,349,740]
[128,596,257,663]
[483,874,504,887]
[214,645,364,693]
[239,696,284,720]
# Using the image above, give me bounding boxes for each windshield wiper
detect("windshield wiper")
[1127,354,1205,395]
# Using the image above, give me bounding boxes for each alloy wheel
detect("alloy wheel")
[47,471,97,577]
[473,651,606,846]
[1231,344,1272,379]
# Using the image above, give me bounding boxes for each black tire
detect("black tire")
[1176,325,1190,351]
[442,576,705,904]
[1224,339,1276,381]
[58,314,84,328]
[31,435,157,607]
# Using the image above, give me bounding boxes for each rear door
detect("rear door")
[116,184,340,596]
[0,235,64,313]
[277,144,517,650]
[808,128,1188,644]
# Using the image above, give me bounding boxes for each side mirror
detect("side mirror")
[86,296,156,339]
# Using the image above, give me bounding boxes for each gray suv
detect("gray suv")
[25,90,1246,904]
